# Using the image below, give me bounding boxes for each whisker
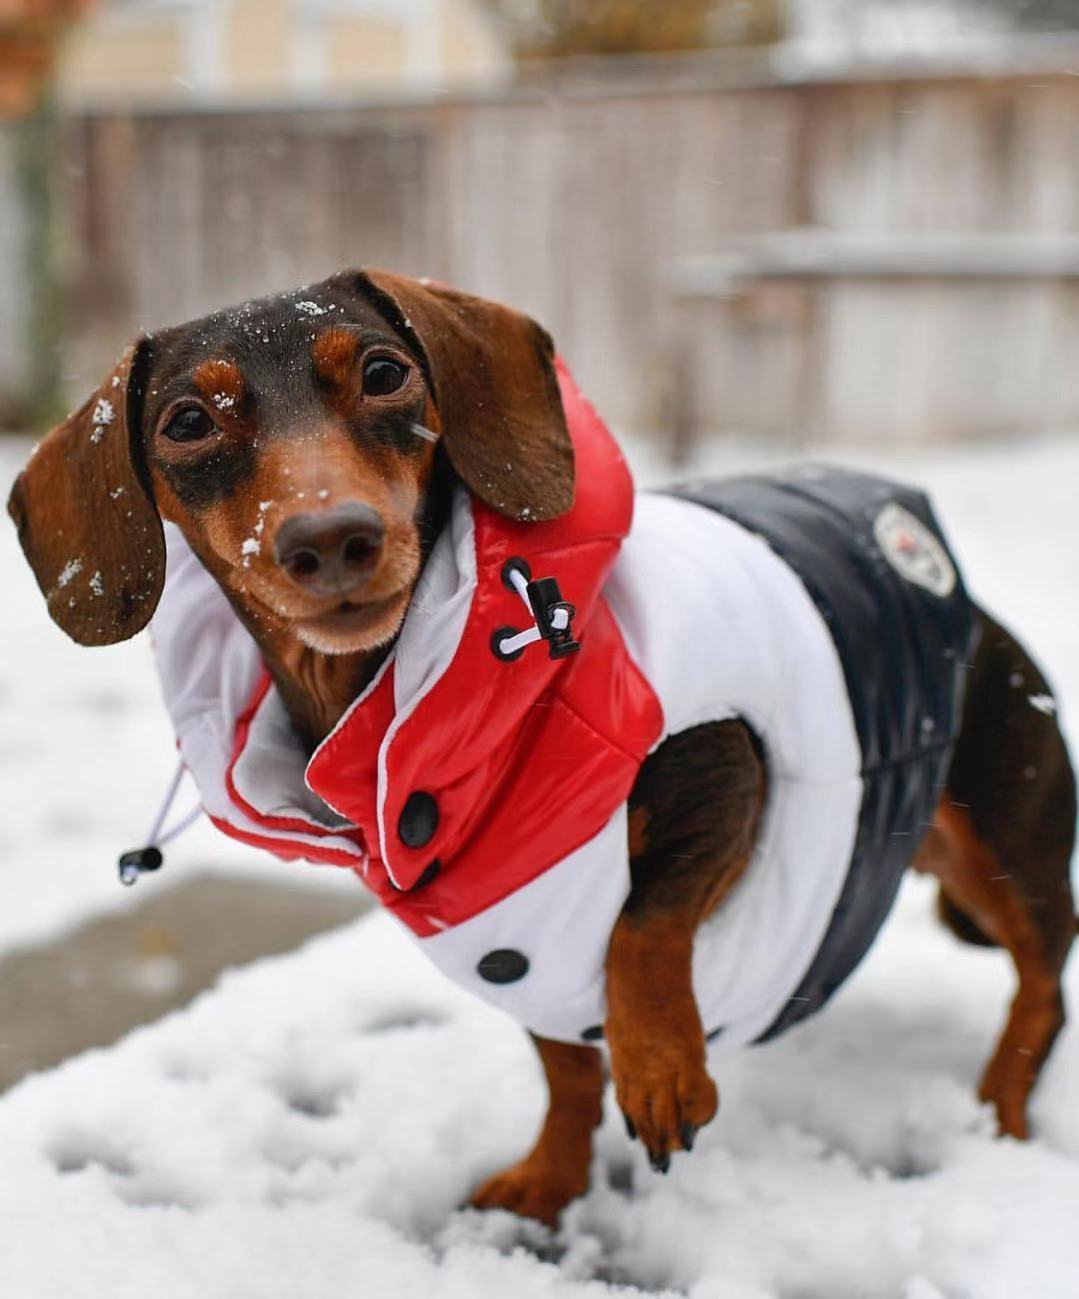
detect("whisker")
[410,423,439,444]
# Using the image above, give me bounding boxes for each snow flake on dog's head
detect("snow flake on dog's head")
[90,399,115,443]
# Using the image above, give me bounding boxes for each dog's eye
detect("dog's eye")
[362,357,408,397]
[163,407,217,443]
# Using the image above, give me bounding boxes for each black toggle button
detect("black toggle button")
[398,791,439,848]
[477,949,530,984]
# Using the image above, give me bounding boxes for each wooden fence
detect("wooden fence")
[52,50,1079,445]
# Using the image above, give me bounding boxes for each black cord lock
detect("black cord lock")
[526,577,580,659]
[118,846,164,887]
[492,558,581,661]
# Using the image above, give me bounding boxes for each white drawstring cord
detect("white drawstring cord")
[496,568,570,658]
[118,758,203,885]
[144,759,187,846]
[154,799,204,849]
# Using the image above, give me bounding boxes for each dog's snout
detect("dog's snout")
[273,502,385,594]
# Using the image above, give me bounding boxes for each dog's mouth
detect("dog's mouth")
[293,588,411,652]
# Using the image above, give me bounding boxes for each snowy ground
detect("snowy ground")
[1,430,1078,1296]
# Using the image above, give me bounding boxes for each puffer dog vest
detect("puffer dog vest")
[151,362,978,1049]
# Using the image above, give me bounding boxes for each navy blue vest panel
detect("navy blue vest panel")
[664,468,981,1042]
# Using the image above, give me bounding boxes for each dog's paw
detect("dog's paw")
[470,1160,586,1228]
[609,1041,718,1172]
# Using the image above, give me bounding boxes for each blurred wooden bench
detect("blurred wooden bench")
[665,231,1079,460]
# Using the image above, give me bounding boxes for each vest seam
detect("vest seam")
[858,735,955,778]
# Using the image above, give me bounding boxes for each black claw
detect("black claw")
[649,1150,670,1175]
[623,1113,637,1141]
[680,1123,697,1152]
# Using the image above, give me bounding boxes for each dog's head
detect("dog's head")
[7,271,574,654]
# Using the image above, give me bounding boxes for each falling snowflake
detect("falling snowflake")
[89,572,104,598]
[296,301,326,317]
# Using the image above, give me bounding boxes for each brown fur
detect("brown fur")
[605,721,766,1169]
[913,610,1076,1139]
[357,270,575,524]
[6,344,165,646]
[471,1036,606,1228]
[192,358,245,409]
[311,326,360,392]
[7,274,1076,1229]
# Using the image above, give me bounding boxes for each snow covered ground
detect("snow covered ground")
[1,429,1078,1296]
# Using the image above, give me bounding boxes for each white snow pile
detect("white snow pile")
[2,431,1079,1296]
[2,886,1079,1298]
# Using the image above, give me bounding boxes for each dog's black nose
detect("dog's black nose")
[274,502,385,595]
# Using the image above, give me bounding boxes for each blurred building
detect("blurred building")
[0,0,96,115]
[784,0,1079,56]
[54,0,511,108]
[784,0,991,50]
[487,0,784,57]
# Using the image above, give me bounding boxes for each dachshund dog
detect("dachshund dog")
[8,270,1076,1229]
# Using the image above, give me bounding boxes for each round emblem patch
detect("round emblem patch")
[873,502,956,598]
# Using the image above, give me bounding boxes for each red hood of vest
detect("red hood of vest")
[212,360,663,935]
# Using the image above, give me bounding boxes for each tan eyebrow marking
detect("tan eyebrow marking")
[312,326,360,391]
[193,359,245,413]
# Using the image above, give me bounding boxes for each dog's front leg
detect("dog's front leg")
[605,912,718,1172]
[606,721,765,1171]
[470,1033,604,1227]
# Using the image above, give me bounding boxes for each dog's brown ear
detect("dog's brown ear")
[355,269,574,521]
[6,341,165,646]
